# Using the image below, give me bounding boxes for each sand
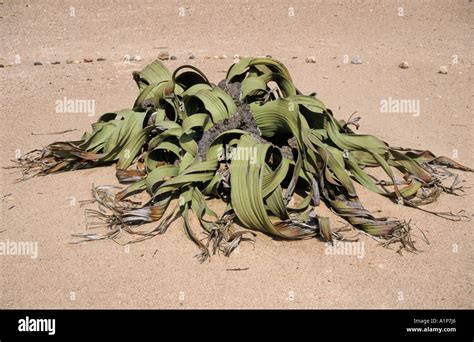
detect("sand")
[1,0,473,309]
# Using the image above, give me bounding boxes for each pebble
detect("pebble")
[33,62,43,66]
[189,54,196,60]
[213,55,219,59]
[73,60,81,64]
[0,64,4,68]
[323,76,329,79]
[305,56,316,63]
[438,65,448,74]
[134,55,142,61]
[158,52,170,60]
[219,54,227,59]
[399,61,409,69]
[170,55,177,60]
[266,54,272,58]
[66,59,74,64]
[97,57,106,62]
[292,56,298,59]
[51,61,61,65]
[351,56,363,64]
[83,58,93,63]
[204,56,211,59]
[233,54,241,60]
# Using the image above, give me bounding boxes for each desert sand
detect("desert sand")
[1,0,473,308]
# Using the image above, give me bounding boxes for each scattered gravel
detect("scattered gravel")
[399,61,409,69]
[158,51,170,60]
[438,65,448,74]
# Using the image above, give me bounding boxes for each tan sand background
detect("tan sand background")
[1,0,473,308]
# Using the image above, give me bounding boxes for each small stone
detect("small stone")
[266,54,272,58]
[305,56,316,63]
[188,54,195,60]
[83,58,93,63]
[351,56,363,64]
[323,76,329,79]
[72,60,81,64]
[158,52,169,60]
[97,57,106,62]
[214,55,219,59]
[204,56,211,60]
[233,54,241,60]
[51,61,61,65]
[170,55,177,60]
[398,61,409,69]
[133,55,142,61]
[219,54,227,59]
[66,59,74,64]
[33,62,43,66]
[0,64,4,68]
[438,65,448,74]
[292,56,298,59]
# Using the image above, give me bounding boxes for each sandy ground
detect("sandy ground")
[0,0,473,309]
